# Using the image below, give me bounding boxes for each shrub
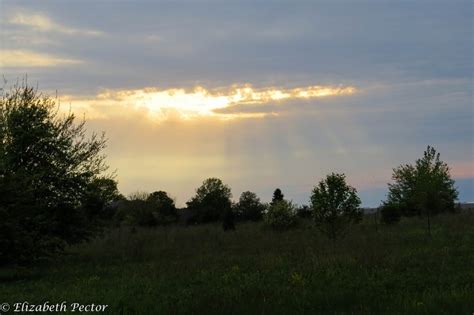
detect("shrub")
[264,200,297,231]
[296,205,312,218]
[380,203,401,224]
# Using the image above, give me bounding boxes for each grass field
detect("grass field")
[1,212,473,314]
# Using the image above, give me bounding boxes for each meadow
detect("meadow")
[1,212,473,314]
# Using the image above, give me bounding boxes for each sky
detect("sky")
[1,0,473,207]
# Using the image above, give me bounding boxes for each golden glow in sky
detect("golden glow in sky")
[0,50,83,67]
[64,84,356,121]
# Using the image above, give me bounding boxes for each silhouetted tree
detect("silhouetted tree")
[114,192,157,227]
[385,146,458,235]
[147,191,178,224]
[310,173,362,243]
[234,191,266,221]
[271,188,284,205]
[82,178,122,220]
[0,81,112,264]
[186,178,232,223]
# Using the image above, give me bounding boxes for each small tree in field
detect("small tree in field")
[385,146,458,235]
[310,173,362,242]
[0,81,113,264]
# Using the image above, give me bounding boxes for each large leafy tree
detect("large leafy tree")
[147,191,178,223]
[0,82,112,264]
[234,191,266,221]
[310,173,362,242]
[186,178,232,223]
[385,146,458,233]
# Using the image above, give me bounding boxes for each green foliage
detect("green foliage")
[0,82,111,264]
[310,173,362,240]
[386,146,458,217]
[186,178,232,223]
[264,200,297,230]
[296,205,312,218]
[380,203,401,225]
[82,178,121,220]
[234,191,266,221]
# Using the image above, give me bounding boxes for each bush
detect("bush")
[296,205,312,218]
[264,200,297,231]
[380,203,401,224]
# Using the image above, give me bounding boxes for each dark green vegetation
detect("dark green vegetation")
[1,213,473,314]
[0,82,118,264]
[311,173,362,241]
[264,199,297,231]
[382,146,458,229]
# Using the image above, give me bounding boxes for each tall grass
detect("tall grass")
[1,212,473,314]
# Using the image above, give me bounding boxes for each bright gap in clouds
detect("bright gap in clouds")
[64,84,357,121]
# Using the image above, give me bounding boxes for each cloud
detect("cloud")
[9,12,104,36]
[59,84,356,121]
[0,49,83,68]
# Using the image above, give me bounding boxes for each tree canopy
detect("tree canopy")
[310,173,362,241]
[385,146,458,217]
[0,82,113,264]
[186,178,232,223]
[234,191,266,221]
[147,191,178,222]
[271,188,284,205]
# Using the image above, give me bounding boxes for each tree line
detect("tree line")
[0,83,460,265]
